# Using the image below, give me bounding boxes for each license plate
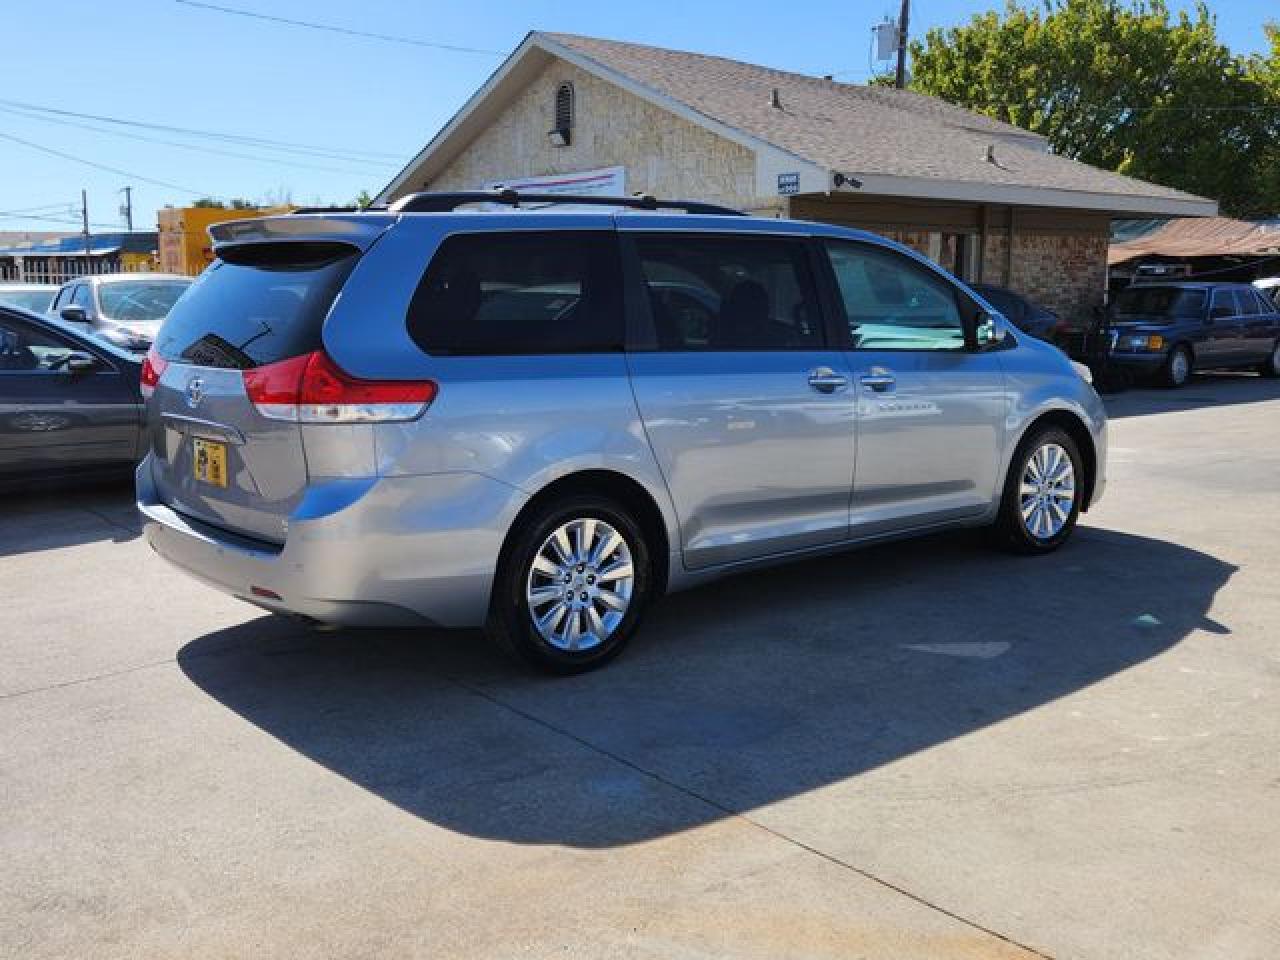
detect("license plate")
[192,438,228,488]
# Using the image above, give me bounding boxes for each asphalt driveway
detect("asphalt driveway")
[2,374,1278,959]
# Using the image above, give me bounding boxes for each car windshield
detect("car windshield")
[0,288,55,312]
[1113,286,1205,319]
[97,280,190,324]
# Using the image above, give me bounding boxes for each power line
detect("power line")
[0,201,77,215]
[174,0,505,56]
[0,129,216,198]
[0,104,395,175]
[0,97,404,163]
[0,209,120,228]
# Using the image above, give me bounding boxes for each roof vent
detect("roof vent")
[769,88,782,109]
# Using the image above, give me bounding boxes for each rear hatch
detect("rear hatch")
[144,230,370,543]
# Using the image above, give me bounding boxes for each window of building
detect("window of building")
[824,241,966,351]
[554,83,574,132]
[405,231,622,356]
[633,234,823,351]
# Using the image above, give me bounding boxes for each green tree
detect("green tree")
[352,189,373,209]
[906,1,1280,217]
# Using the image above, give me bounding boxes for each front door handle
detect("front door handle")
[860,372,896,392]
[807,367,850,393]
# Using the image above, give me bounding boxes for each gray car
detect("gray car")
[50,273,191,352]
[136,193,1107,672]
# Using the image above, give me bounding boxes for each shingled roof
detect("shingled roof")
[379,31,1216,217]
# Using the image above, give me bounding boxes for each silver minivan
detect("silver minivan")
[137,193,1106,672]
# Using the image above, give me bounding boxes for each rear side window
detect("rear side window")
[1209,288,1237,317]
[406,231,622,355]
[153,242,357,369]
[633,234,822,350]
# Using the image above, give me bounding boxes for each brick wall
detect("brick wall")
[431,61,758,210]
[1002,231,1108,324]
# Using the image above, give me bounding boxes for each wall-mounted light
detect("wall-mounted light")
[833,172,863,189]
[547,127,571,148]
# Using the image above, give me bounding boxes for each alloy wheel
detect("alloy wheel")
[525,517,635,652]
[1019,443,1076,541]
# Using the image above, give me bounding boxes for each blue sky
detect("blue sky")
[0,0,1270,234]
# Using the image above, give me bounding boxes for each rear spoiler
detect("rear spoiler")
[208,213,395,255]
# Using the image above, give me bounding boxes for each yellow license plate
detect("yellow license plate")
[192,438,228,488]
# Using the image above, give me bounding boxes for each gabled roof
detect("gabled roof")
[1109,217,1280,265]
[379,31,1216,217]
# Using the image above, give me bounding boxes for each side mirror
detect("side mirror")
[60,305,87,324]
[971,310,1005,350]
[65,351,97,373]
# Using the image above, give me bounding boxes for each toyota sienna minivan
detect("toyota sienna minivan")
[137,192,1106,672]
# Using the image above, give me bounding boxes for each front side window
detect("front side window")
[70,284,91,308]
[825,241,965,350]
[0,316,79,373]
[406,231,621,355]
[1113,286,1207,320]
[633,234,822,350]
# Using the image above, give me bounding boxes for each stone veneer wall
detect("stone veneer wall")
[430,61,758,210]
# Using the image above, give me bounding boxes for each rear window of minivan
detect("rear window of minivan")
[405,231,622,355]
[153,242,358,369]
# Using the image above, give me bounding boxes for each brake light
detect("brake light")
[140,347,168,399]
[242,350,436,423]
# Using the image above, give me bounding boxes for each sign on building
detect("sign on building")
[484,165,626,197]
[777,172,800,195]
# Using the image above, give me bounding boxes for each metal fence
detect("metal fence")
[0,256,153,285]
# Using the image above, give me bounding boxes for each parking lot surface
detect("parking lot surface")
[3,374,1279,959]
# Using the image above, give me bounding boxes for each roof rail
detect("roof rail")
[387,190,744,216]
[289,205,361,215]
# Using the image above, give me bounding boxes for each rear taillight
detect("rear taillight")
[140,347,168,400]
[242,350,436,423]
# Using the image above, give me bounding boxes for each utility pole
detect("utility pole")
[895,0,911,89]
[81,189,91,263]
[119,185,133,232]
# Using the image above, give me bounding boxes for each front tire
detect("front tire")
[487,495,651,674]
[990,427,1083,554]
[1161,345,1192,388]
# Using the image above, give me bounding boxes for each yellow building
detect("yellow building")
[158,205,292,275]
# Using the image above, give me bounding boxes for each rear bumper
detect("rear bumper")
[137,456,528,628]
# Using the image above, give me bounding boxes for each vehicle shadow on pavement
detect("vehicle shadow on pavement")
[178,526,1234,848]
[1104,372,1280,419]
[0,480,139,558]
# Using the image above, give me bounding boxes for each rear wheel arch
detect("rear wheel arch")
[1014,410,1097,511]
[498,470,672,597]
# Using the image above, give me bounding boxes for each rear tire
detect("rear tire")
[487,494,651,674]
[990,427,1083,555]
[1258,341,1280,378]
[1161,345,1192,388]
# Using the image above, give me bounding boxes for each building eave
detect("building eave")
[822,173,1218,218]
